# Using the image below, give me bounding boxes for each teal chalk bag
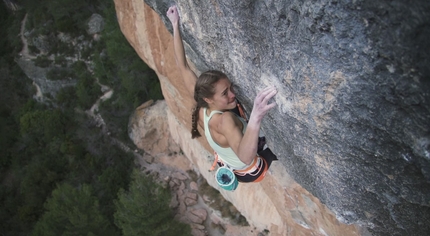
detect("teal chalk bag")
[215,166,238,191]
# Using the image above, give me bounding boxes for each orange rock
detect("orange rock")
[115,1,364,235]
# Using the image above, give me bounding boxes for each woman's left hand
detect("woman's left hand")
[167,6,179,25]
[251,86,277,122]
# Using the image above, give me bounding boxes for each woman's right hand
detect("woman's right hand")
[230,86,277,165]
[167,6,179,25]
[251,86,277,122]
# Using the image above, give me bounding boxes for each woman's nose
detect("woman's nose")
[229,91,236,99]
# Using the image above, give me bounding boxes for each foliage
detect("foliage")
[3,6,24,54]
[0,30,32,232]
[114,170,191,236]
[54,55,67,67]
[0,4,14,55]
[94,1,163,141]
[56,86,77,109]
[0,57,29,172]
[21,0,101,36]
[0,0,166,235]
[52,40,75,56]
[0,99,135,235]
[19,109,67,143]
[80,44,93,60]
[32,183,113,236]
[72,61,102,109]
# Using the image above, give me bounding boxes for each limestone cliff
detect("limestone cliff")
[115,0,430,235]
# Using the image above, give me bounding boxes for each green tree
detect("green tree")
[75,71,101,109]
[114,170,190,236]
[18,157,62,224]
[20,109,66,143]
[32,183,113,236]
[56,86,77,109]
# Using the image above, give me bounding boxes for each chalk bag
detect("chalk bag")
[215,166,238,191]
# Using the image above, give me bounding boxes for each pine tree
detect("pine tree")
[32,183,114,236]
[114,170,191,236]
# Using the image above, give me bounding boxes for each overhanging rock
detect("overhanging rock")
[117,0,430,235]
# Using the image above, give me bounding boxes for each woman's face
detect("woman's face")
[205,78,237,110]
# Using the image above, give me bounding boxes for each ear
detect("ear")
[203,97,213,105]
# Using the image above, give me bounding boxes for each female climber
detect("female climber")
[167,5,278,183]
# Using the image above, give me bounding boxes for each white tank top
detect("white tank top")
[203,108,249,170]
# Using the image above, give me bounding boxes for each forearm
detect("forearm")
[171,19,197,95]
[236,85,277,164]
[236,117,261,165]
[172,21,188,69]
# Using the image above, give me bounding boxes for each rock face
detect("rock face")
[116,0,430,235]
[128,100,180,156]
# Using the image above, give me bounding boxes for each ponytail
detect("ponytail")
[191,105,201,138]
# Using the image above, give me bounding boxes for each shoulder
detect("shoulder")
[220,111,237,121]
[216,111,240,132]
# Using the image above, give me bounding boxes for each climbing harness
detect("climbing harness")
[211,151,269,185]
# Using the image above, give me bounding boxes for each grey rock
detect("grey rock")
[184,198,198,206]
[178,201,187,216]
[57,32,72,43]
[290,210,310,229]
[187,211,204,224]
[169,180,177,188]
[190,181,199,191]
[173,172,188,180]
[184,192,198,206]
[185,192,198,201]
[32,35,53,53]
[172,178,181,187]
[191,228,206,236]
[147,0,430,235]
[191,223,205,230]
[87,13,105,35]
[179,180,186,192]
[15,59,76,99]
[176,189,184,200]
[191,208,208,221]
[169,195,179,209]
[23,29,33,38]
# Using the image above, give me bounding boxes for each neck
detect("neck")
[207,106,228,112]
[206,107,213,116]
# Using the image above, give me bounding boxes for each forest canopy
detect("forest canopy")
[0,0,188,235]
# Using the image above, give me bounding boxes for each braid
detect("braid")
[191,105,201,138]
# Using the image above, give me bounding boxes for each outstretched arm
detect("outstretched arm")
[167,6,197,96]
